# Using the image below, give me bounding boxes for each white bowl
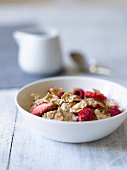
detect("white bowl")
[15,76,127,143]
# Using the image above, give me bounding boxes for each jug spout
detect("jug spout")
[13,31,23,45]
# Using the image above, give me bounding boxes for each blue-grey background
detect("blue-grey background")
[1,2,127,88]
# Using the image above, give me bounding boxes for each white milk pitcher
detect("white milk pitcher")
[13,27,63,75]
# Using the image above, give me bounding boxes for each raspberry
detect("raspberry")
[84,91,107,100]
[31,102,54,116]
[73,89,84,99]
[78,108,93,121]
[58,92,64,98]
[110,106,122,117]
[95,104,101,108]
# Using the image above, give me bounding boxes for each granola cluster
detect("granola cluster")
[30,87,122,122]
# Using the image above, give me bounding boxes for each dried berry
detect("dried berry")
[78,108,93,121]
[31,102,54,116]
[84,91,107,100]
[58,92,64,98]
[110,106,122,117]
[74,89,84,99]
[95,104,101,108]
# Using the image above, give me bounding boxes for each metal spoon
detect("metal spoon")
[70,52,127,86]
[70,52,111,76]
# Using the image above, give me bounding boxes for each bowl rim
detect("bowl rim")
[15,75,127,125]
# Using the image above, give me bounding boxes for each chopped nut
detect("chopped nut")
[105,100,119,108]
[94,109,111,120]
[54,108,64,121]
[61,102,76,112]
[70,100,87,113]
[31,93,41,101]
[49,87,64,96]
[85,98,98,107]
[93,88,101,94]
[43,110,57,119]
[41,93,63,106]
[61,93,81,103]
[85,98,105,108]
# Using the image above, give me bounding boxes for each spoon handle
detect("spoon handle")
[95,66,127,87]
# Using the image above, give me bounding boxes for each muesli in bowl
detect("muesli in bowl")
[30,87,123,122]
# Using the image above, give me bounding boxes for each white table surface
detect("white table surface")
[0,1,127,170]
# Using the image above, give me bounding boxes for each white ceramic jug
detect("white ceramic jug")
[13,27,63,75]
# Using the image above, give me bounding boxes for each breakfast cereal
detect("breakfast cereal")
[30,87,123,121]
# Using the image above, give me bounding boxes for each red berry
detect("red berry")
[78,108,93,121]
[58,92,64,98]
[31,102,54,116]
[84,91,94,98]
[95,104,101,108]
[74,89,84,99]
[84,91,107,100]
[110,106,122,117]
